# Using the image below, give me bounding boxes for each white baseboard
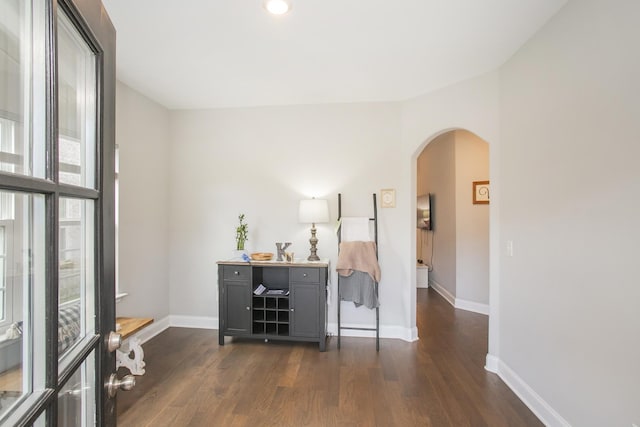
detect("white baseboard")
[429,279,455,306]
[151,316,418,342]
[122,315,218,344]
[169,315,218,329]
[430,279,489,316]
[327,322,418,342]
[408,326,419,341]
[455,298,489,315]
[485,353,499,373]
[488,356,570,427]
[127,315,170,345]
[123,315,218,345]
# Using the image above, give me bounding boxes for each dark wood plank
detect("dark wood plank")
[117,288,543,427]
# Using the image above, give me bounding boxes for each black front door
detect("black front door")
[0,0,116,425]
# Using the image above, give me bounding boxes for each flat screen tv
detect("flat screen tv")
[417,193,432,230]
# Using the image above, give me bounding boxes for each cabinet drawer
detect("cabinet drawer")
[290,268,319,283]
[223,265,251,281]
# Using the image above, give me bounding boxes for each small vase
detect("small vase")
[231,249,249,261]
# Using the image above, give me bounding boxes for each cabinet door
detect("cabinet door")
[223,282,251,335]
[290,283,320,338]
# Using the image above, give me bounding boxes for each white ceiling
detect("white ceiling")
[101,0,567,110]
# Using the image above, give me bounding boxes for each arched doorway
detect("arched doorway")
[414,129,491,328]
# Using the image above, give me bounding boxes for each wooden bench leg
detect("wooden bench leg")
[116,337,146,375]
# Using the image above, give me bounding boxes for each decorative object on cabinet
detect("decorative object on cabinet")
[217,260,328,351]
[380,189,395,208]
[250,252,273,261]
[336,193,380,351]
[473,181,490,204]
[235,214,248,250]
[298,198,330,261]
[275,242,292,261]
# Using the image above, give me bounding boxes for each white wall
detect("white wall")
[165,72,502,344]
[168,103,411,337]
[499,0,640,425]
[115,81,171,321]
[455,130,489,305]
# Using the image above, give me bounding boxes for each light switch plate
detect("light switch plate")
[506,240,514,257]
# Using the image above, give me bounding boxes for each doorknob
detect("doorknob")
[107,331,122,352]
[106,373,136,398]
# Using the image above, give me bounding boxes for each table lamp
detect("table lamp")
[298,198,329,261]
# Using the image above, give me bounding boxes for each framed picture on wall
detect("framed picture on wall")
[381,189,396,208]
[473,181,490,204]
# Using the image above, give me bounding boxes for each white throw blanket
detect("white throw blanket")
[340,217,371,242]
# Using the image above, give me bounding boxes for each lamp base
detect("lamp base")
[308,223,320,261]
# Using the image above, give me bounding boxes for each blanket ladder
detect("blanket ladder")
[337,193,380,351]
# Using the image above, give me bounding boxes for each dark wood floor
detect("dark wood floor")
[117,288,542,426]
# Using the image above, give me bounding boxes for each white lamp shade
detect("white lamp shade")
[299,199,329,224]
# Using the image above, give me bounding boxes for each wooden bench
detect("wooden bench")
[115,317,154,375]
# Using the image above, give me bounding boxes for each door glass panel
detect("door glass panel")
[57,11,96,189]
[57,350,95,426]
[32,411,46,426]
[0,191,45,420]
[58,198,95,362]
[0,0,45,178]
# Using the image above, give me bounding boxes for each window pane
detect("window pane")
[58,198,95,361]
[0,227,6,320]
[0,191,45,420]
[0,0,45,178]
[57,351,95,426]
[57,11,96,188]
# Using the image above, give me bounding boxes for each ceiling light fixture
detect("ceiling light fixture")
[263,0,292,15]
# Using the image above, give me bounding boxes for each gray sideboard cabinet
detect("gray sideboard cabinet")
[217,260,328,351]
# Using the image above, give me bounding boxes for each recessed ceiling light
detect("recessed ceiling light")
[264,0,292,15]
